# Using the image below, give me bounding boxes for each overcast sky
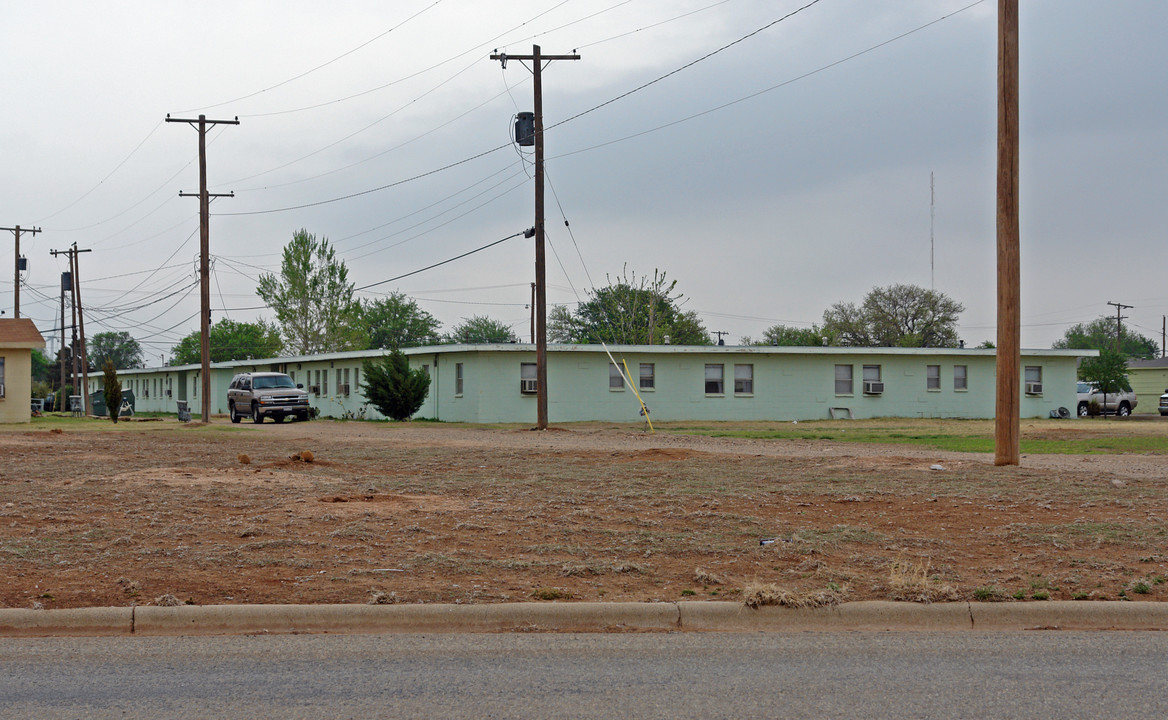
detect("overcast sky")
[3,0,1166,362]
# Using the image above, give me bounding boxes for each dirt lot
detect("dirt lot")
[2,417,1166,609]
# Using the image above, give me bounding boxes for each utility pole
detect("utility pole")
[50,246,90,412]
[2,225,40,318]
[530,282,536,344]
[1107,301,1132,353]
[72,244,93,414]
[167,113,238,423]
[994,0,1020,466]
[59,269,70,404]
[490,46,580,430]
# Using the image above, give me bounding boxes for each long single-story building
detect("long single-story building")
[97,344,1091,423]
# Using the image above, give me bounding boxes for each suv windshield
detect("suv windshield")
[254,375,296,389]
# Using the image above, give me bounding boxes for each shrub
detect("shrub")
[102,358,123,424]
[360,351,430,421]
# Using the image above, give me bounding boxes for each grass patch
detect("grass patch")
[661,418,1168,455]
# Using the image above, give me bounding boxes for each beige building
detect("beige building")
[0,319,47,423]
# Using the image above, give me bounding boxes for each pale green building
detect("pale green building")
[100,344,1089,422]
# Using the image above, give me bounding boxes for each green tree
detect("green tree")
[89,331,144,369]
[31,348,51,383]
[102,358,123,424]
[447,315,519,344]
[257,229,365,355]
[822,284,964,347]
[1053,316,1159,359]
[360,351,430,421]
[744,324,826,346]
[549,267,710,345]
[170,319,284,365]
[1078,348,1132,417]
[361,293,442,349]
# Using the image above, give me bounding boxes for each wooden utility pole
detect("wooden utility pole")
[490,46,580,430]
[71,244,93,415]
[60,272,68,402]
[1107,301,1132,353]
[2,225,40,318]
[167,113,238,423]
[994,0,1020,466]
[50,246,90,412]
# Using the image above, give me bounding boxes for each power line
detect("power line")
[354,230,529,293]
[178,1,447,114]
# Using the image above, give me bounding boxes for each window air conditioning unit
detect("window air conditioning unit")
[309,385,321,396]
[339,383,350,396]
[863,380,884,395]
[1025,381,1043,395]
[520,379,538,394]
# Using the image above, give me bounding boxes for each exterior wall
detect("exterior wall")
[1128,366,1168,413]
[0,349,33,424]
[107,345,1087,423]
[414,346,1082,423]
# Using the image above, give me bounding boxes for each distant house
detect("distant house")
[100,344,1091,423]
[0,319,47,424]
[1127,357,1168,411]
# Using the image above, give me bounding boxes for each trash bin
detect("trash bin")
[177,400,191,423]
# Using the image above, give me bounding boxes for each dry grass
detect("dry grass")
[887,557,961,603]
[741,582,849,609]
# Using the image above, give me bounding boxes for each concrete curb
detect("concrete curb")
[0,607,133,637]
[1,601,1166,637]
[132,602,680,636]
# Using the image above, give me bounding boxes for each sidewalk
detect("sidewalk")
[2,601,1166,637]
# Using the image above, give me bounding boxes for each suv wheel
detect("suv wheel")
[1077,402,1089,417]
[1117,402,1131,417]
[229,403,241,424]
[252,406,263,424]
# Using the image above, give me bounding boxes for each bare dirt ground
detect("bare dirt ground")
[2,417,1166,609]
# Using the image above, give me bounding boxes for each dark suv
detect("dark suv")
[227,372,310,423]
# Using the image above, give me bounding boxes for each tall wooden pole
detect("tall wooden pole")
[71,244,93,416]
[167,113,238,422]
[994,0,1020,466]
[532,45,549,430]
[489,46,579,430]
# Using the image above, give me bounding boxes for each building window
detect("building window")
[336,369,343,394]
[609,362,625,390]
[353,367,359,393]
[954,365,968,390]
[422,364,429,377]
[639,363,655,390]
[322,369,328,397]
[863,365,883,395]
[520,362,537,394]
[1025,366,1043,395]
[0,357,6,397]
[926,365,941,390]
[455,363,464,396]
[704,364,724,394]
[834,364,853,395]
[734,364,753,394]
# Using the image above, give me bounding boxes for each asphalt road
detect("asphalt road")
[2,632,1166,718]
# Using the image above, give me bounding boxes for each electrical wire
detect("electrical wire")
[353,230,528,293]
[177,1,447,114]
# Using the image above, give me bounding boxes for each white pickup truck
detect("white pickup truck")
[1076,381,1137,417]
